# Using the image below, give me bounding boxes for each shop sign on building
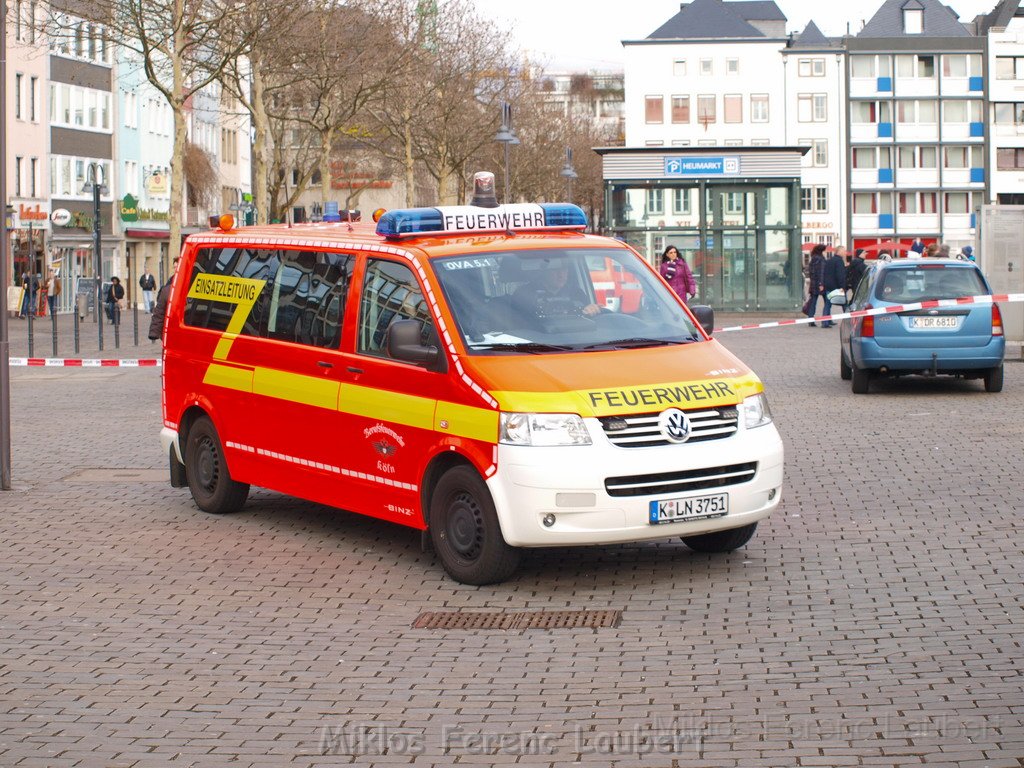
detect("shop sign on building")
[121,194,139,222]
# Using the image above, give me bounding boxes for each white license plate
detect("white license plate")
[911,316,958,329]
[649,493,728,525]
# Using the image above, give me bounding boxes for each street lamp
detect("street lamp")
[493,101,519,204]
[82,163,108,350]
[560,147,578,203]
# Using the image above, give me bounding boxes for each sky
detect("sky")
[467,0,1003,70]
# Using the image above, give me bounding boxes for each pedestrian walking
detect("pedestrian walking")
[821,246,847,328]
[846,248,867,303]
[45,269,61,316]
[149,257,180,342]
[803,244,826,327]
[105,276,125,325]
[659,245,696,304]
[139,268,157,312]
[910,237,925,256]
[960,245,975,262]
[924,243,940,258]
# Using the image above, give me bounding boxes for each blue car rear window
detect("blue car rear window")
[875,266,986,304]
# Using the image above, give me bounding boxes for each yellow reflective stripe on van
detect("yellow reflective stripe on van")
[338,382,436,430]
[187,275,267,360]
[254,367,340,410]
[435,400,499,443]
[491,374,764,418]
[202,361,496,440]
[204,362,255,392]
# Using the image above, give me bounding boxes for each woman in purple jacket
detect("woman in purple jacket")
[659,245,697,304]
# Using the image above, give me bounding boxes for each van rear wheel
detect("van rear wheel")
[681,522,758,553]
[430,466,520,585]
[184,416,249,514]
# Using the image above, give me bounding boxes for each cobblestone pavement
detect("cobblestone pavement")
[1,320,1022,767]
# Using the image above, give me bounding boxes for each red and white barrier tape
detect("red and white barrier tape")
[9,358,161,368]
[714,292,1024,333]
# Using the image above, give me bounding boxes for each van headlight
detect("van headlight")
[742,393,773,429]
[499,413,592,446]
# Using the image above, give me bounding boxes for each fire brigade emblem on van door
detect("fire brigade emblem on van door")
[372,440,398,457]
[658,408,692,444]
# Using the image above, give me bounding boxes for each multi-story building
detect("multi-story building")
[217,88,252,222]
[5,0,49,286]
[116,46,174,294]
[782,23,847,249]
[539,70,625,141]
[47,6,121,302]
[613,0,841,310]
[982,0,1024,205]
[846,0,986,253]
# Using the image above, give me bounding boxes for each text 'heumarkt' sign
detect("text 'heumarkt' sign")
[664,157,740,176]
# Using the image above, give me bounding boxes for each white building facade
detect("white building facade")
[846,0,986,253]
[985,0,1024,205]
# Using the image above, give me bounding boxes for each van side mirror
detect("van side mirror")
[386,319,443,370]
[690,305,715,336]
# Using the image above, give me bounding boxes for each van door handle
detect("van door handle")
[317,361,334,368]
[346,366,363,374]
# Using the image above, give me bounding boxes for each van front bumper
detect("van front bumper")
[487,421,784,547]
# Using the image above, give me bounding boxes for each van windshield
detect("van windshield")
[433,248,702,353]
[875,265,987,304]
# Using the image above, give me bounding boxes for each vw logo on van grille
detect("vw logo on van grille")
[658,408,692,444]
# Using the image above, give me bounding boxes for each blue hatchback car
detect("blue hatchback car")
[838,258,1005,394]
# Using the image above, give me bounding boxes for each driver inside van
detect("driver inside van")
[512,258,601,321]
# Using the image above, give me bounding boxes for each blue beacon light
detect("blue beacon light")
[375,171,587,238]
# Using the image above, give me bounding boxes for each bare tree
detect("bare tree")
[219,0,308,224]
[359,0,519,205]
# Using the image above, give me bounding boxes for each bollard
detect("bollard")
[73,310,80,355]
[133,304,139,346]
[51,307,58,357]
[26,299,34,358]
[114,311,121,349]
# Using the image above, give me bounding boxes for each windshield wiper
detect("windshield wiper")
[583,337,694,350]
[471,342,575,353]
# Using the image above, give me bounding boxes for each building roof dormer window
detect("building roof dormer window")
[902,1,924,34]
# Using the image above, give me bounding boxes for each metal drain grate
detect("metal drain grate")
[413,609,622,631]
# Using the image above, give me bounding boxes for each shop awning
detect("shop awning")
[125,228,169,240]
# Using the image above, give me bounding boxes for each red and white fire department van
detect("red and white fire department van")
[160,173,783,584]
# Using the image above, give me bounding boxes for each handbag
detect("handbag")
[826,288,847,306]
[801,297,813,315]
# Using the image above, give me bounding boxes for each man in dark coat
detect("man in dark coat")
[149,257,180,342]
[846,249,867,302]
[821,246,847,328]
[804,244,827,327]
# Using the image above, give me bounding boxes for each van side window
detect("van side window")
[184,247,277,334]
[184,247,353,348]
[358,259,434,358]
[266,250,353,348]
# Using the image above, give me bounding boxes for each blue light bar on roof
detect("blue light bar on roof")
[376,202,587,239]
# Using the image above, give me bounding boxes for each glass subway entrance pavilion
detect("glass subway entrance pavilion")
[597,146,808,313]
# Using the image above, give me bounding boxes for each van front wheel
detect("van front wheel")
[682,522,758,553]
[184,416,249,514]
[430,466,520,585]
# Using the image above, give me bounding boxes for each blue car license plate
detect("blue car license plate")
[649,493,728,525]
